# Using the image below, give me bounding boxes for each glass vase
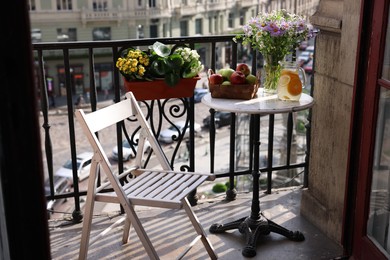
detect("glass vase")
[262,54,283,94]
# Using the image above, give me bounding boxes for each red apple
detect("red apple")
[236,63,250,76]
[209,73,224,85]
[230,71,246,84]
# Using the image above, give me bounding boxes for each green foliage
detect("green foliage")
[296,119,306,133]
[212,183,228,193]
[225,181,236,189]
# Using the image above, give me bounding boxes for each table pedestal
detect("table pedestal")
[209,114,305,257]
[210,213,304,257]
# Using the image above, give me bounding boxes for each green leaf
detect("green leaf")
[167,54,184,69]
[165,73,180,87]
[182,59,199,78]
[150,58,169,76]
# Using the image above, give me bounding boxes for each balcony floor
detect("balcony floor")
[49,187,344,259]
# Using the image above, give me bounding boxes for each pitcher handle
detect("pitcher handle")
[298,67,307,88]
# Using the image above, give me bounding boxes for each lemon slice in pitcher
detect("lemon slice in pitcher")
[278,75,290,86]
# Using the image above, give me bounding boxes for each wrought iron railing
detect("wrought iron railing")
[33,35,312,223]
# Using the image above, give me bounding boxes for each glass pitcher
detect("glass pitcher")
[277,61,307,101]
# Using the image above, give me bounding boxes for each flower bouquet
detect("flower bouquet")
[235,10,315,94]
[116,42,203,100]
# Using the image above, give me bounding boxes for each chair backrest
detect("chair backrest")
[75,92,171,185]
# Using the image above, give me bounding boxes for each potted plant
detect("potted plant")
[116,42,204,100]
[235,10,315,94]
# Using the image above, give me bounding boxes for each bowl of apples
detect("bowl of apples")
[208,63,260,100]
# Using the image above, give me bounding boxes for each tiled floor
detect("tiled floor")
[49,187,344,260]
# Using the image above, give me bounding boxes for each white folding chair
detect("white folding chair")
[75,92,217,260]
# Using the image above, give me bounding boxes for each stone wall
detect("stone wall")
[300,0,360,243]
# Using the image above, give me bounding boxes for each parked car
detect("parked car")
[158,121,201,144]
[297,51,312,66]
[54,152,93,181]
[305,45,314,53]
[303,59,313,74]
[194,88,208,103]
[203,111,232,128]
[112,136,151,161]
[45,175,71,219]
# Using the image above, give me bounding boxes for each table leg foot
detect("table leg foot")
[242,246,257,258]
[225,188,237,201]
[267,217,305,241]
[209,216,246,233]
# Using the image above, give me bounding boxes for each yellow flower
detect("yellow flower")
[138,66,145,75]
[130,59,138,67]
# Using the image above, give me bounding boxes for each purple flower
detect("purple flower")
[248,17,258,24]
[243,25,252,36]
[265,22,285,37]
[294,19,306,32]
[280,20,290,31]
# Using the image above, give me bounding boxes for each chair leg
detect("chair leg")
[79,162,99,260]
[122,217,132,244]
[182,198,218,260]
[122,203,159,260]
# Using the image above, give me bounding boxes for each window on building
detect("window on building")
[137,25,144,39]
[92,27,111,41]
[31,28,42,43]
[28,0,36,11]
[57,28,77,42]
[162,23,167,37]
[214,16,218,33]
[149,0,156,8]
[195,18,203,35]
[57,0,72,10]
[93,0,107,11]
[228,13,234,28]
[138,0,142,6]
[180,21,188,36]
[240,11,245,25]
[208,17,212,33]
[150,25,158,38]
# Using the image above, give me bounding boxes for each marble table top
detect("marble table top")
[201,89,314,115]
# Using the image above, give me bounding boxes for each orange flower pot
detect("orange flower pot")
[124,77,200,101]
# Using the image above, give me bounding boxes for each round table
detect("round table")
[202,90,314,257]
[202,90,314,115]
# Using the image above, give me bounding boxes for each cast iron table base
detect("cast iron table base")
[210,213,304,257]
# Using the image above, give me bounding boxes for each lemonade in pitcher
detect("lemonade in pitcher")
[277,61,306,101]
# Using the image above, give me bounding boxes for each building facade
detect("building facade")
[29,0,319,98]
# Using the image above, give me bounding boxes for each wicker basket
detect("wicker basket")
[208,69,260,100]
